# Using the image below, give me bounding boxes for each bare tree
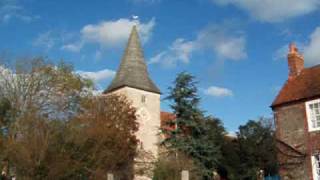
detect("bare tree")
[0,58,92,130]
[0,58,93,179]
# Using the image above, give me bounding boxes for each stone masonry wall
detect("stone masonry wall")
[274,102,310,179]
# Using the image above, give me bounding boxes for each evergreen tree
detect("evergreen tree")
[162,72,224,179]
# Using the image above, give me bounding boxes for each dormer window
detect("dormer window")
[306,99,320,131]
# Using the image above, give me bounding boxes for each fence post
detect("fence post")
[181,170,189,180]
[107,173,114,180]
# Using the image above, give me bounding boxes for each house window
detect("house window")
[312,154,320,180]
[141,95,146,103]
[306,99,320,131]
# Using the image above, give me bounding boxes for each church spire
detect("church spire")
[104,26,160,94]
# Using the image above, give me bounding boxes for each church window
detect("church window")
[312,154,320,180]
[306,99,320,131]
[141,95,146,103]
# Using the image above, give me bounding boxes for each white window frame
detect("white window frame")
[312,154,320,180]
[306,99,320,132]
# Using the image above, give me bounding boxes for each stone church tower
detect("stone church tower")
[103,26,161,160]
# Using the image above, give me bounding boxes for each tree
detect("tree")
[0,58,93,179]
[237,118,278,178]
[0,97,10,138]
[0,57,139,179]
[202,116,226,176]
[65,95,139,179]
[0,58,92,132]
[4,108,72,179]
[221,118,278,179]
[1,95,139,180]
[162,72,224,179]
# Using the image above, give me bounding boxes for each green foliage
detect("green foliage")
[221,118,278,179]
[153,159,181,180]
[153,153,202,180]
[162,72,278,179]
[162,72,225,179]
[238,118,278,177]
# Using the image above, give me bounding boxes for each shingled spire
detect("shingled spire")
[104,26,160,94]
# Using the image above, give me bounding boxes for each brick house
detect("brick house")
[271,44,320,180]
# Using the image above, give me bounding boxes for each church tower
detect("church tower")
[103,26,161,159]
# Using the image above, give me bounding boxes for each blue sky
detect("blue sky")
[1,0,320,132]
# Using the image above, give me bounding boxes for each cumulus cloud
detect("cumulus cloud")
[0,0,39,23]
[150,23,247,67]
[212,0,320,23]
[63,18,155,52]
[149,38,196,67]
[204,86,234,97]
[274,27,320,66]
[77,69,116,85]
[197,25,247,60]
[304,27,320,66]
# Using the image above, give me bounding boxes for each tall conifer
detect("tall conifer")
[162,72,223,178]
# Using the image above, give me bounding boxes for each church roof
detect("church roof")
[104,26,160,94]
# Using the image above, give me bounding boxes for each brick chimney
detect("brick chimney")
[287,43,304,78]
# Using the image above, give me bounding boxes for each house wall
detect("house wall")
[274,100,320,180]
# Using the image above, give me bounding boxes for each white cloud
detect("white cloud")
[0,0,39,23]
[33,31,78,52]
[273,41,307,62]
[61,41,83,52]
[212,0,320,23]
[149,38,196,67]
[63,18,155,52]
[273,44,289,61]
[204,86,234,97]
[32,31,56,50]
[197,25,247,60]
[77,69,115,85]
[304,27,320,66]
[150,23,246,67]
[274,27,320,66]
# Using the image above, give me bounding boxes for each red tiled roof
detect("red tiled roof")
[272,65,320,108]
